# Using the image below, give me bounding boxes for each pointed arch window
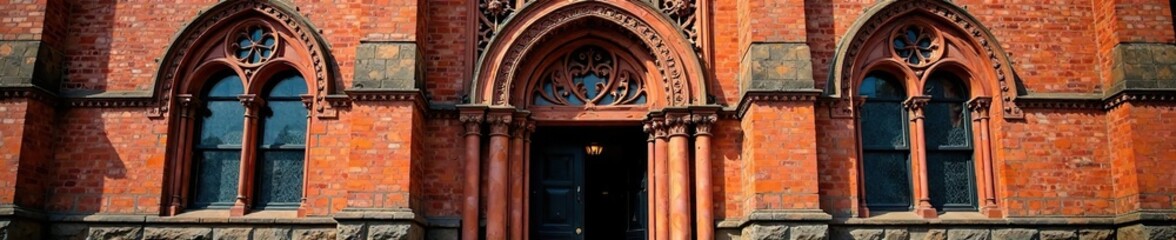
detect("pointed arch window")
[859,72,913,211]
[191,73,246,209]
[254,72,308,209]
[923,73,976,211]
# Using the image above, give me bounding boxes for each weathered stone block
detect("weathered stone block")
[352,42,421,91]
[848,229,884,240]
[1077,229,1113,240]
[253,227,291,239]
[993,228,1038,240]
[368,223,414,240]
[87,226,144,240]
[947,229,990,240]
[924,229,948,240]
[213,228,252,240]
[791,225,828,240]
[1039,230,1077,240]
[742,42,817,93]
[1110,43,1176,92]
[337,223,367,240]
[743,223,789,240]
[884,229,910,240]
[143,227,213,240]
[292,227,336,240]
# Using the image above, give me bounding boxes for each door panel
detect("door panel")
[532,147,584,240]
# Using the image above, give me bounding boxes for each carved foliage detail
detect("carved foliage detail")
[531,46,647,107]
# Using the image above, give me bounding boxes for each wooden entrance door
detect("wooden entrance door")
[531,145,586,240]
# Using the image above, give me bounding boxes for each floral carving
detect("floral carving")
[891,24,941,67]
[531,46,647,107]
[230,24,279,66]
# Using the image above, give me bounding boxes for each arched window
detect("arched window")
[191,73,246,209]
[859,72,912,211]
[923,73,976,211]
[254,72,308,209]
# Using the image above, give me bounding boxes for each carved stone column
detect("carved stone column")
[459,109,484,240]
[166,94,198,216]
[969,97,1001,218]
[231,94,263,216]
[508,111,529,240]
[298,94,314,218]
[904,96,935,219]
[651,115,670,240]
[692,112,716,240]
[485,110,514,239]
[666,112,693,240]
[643,122,657,240]
[522,121,535,240]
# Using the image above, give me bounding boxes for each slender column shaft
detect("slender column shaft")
[522,122,534,240]
[644,122,657,240]
[460,113,484,240]
[231,94,262,216]
[969,98,1000,217]
[693,114,716,240]
[653,120,670,240]
[168,95,197,216]
[905,96,935,218]
[667,115,692,240]
[508,116,527,240]
[486,113,513,239]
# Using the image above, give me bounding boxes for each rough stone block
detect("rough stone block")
[369,223,414,240]
[253,227,291,239]
[742,223,789,240]
[884,229,910,240]
[947,229,990,240]
[352,42,421,91]
[1110,43,1176,92]
[742,42,817,93]
[292,227,336,240]
[791,225,828,240]
[848,229,884,240]
[337,223,367,240]
[213,227,253,240]
[1077,229,1113,240]
[1039,230,1077,240]
[88,226,144,240]
[992,228,1038,240]
[143,227,213,240]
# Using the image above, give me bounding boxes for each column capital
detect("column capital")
[177,94,199,119]
[237,94,264,118]
[968,96,993,120]
[643,121,656,142]
[486,112,514,137]
[460,114,484,136]
[903,95,931,121]
[523,121,536,142]
[691,113,717,136]
[511,112,530,138]
[665,113,691,137]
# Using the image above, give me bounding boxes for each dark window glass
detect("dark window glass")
[923,74,977,211]
[255,72,307,209]
[859,73,913,211]
[191,73,244,209]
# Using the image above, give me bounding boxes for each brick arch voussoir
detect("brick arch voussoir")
[473,0,707,108]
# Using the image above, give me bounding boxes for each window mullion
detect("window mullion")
[231,94,264,216]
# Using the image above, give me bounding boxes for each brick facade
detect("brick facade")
[1,0,1175,239]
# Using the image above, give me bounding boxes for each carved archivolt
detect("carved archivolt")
[476,0,700,58]
[479,2,702,107]
[152,0,336,118]
[830,0,1024,119]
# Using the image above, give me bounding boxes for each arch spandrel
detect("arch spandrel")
[471,0,708,109]
[150,0,339,119]
[828,0,1026,119]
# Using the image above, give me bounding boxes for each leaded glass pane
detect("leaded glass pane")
[863,151,912,210]
[860,74,904,100]
[261,100,307,146]
[191,150,241,208]
[199,100,245,146]
[924,102,970,149]
[926,151,976,210]
[266,73,307,98]
[207,74,244,98]
[254,150,305,209]
[860,102,907,149]
[924,75,967,100]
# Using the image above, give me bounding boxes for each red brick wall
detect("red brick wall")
[740,101,820,213]
[305,116,350,216]
[997,109,1114,217]
[1110,103,1176,214]
[815,113,859,217]
[420,119,464,216]
[0,99,56,208]
[48,108,167,214]
[343,102,420,209]
[712,119,744,219]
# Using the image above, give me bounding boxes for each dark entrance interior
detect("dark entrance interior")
[530,126,647,240]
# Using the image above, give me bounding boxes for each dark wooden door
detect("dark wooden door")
[531,146,585,240]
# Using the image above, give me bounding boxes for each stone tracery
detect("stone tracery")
[530,46,647,107]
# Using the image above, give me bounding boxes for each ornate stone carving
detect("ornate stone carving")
[490,3,691,106]
[460,114,484,136]
[664,113,691,136]
[890,24,943,68]
[153,0,337,119]
[531,46,647,107]
[486,114,514,136]
[237,94,263,118]
[834,0,1023,119]
[967,97,992,121]
[903,95,931,120]
[476,0,518,56]
[646,0,699,48]
[692,113,717,136]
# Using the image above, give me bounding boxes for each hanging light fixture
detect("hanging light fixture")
[585,142,604,156]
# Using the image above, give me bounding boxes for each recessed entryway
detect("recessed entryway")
[530,126,648,240]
